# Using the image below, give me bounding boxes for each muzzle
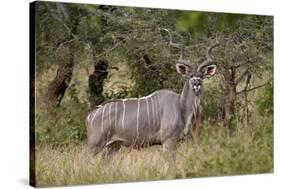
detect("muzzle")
[191,77,202,96]
[193,84,201,96]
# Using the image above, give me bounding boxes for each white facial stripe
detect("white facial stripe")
[191,77,201,81]
[193,76,201,79]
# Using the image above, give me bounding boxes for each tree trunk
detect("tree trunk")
[243,73,252,127]
[88,59,109,108]
[43,3,77,112]
[222,67,237,131]
[43,48,74,111]
[224,85,237,129]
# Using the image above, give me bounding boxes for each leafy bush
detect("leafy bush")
[201,77,226,121]
[35,95,88,147]
[256,82,273,116]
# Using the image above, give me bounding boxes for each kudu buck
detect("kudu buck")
[86,31,219,158]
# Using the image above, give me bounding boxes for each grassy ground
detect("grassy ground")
[35,117,273,187]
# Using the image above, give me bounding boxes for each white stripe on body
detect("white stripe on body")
[150,97,155,126]
[156,96,160,127]
[122,100,126,130]
[90,108,101,129]
[116,91,159,130]
[101,105,107,132]
[159,100,162,141]
[139,91,158,100]
[109,102,112,127]
[115,102,118,129]
[91,91,159,133]
[151,97,157,126]
[87,113,91,123]
[145,98,150,126]
[137,99,140,136]
[155,96,161,126]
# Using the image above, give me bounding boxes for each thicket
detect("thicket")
[32,2,274,186]
[34,2,273,147]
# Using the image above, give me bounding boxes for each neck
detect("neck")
[180,81,201,121]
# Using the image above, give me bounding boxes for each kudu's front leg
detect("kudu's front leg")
[191,111,201,143]
[162,137,177,161]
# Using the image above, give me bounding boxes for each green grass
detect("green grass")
[35,116,273,187]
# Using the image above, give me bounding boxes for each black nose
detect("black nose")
[194,81,200,86]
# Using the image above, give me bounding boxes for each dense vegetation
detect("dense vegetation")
[33,1,273,187]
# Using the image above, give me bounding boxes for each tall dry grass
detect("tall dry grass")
[35,116,273,187]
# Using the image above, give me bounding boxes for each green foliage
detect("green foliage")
[176,11,245,35]
[36,80,88,146]
[176,11,207,33]
[33,3,273,186]
[202,77,226,120]
[34,2,273,154]
[77,12,101,43]
[256,82,273,116]
[215,13,245,32]
[36,100,88,147]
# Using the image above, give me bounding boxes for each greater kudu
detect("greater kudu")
[86,32,219,158]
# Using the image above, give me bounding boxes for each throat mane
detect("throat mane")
[183,96,201,135]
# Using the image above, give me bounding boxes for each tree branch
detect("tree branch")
[236,79,272,95]
[244,73,252,90]
[235,68,249,85]
[56,38,76,52]
[233,55,256,69]
[45,2,76,39]
[197,33,219,71]
[159,28,192,66]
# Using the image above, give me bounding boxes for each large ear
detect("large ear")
[202,65,217,79]
[176,63,192,77]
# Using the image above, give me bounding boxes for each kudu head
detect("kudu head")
[165,29,219,96]
[175,43,219,96]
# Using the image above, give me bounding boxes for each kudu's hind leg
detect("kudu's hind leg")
[88,136,106,158]
[89,144,105,158]
[101,141,122,161]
